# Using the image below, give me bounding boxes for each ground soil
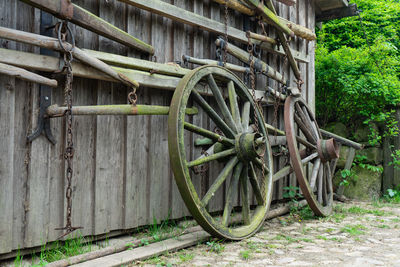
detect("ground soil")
[136,200,400,267]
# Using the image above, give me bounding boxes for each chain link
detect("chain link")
[55,21,82,238]
[223,0,229,66]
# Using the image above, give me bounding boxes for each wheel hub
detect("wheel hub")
[235,133,266,161]
[317,138,340,162]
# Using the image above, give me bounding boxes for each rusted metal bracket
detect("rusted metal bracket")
[27,11,56,145]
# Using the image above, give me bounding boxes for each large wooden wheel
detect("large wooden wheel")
[284,96,339,216]
[168,65,273,240]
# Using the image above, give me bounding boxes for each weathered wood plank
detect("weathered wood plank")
[117,0,309,63]
[0,73,15,253]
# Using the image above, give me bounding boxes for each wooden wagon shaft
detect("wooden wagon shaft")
[182,55,250,74]
[20,0,154,54]
[320,129,363,150]
[246,31,277,46]
[116,0,309,63]
[243,0,294,37]
[0,62,58,87]
[0,48,270,102]
[263,0,301,80]
[210,0,315,40]
[46,104,198,116]
[215,38,287,85]
[0,26,139,88]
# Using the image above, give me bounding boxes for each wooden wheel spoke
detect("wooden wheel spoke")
[301,105,319,139]
[228,81,243,132]
[295,103,318,140]
[222,162,244,226]
[192,90,235,138]
[249,163,265,206]
[241,101,250,132]
[240,165,250,225]
[201,157,239,206]
[294,114,317,144]
[317,164,324,203]
[184,122,234,146]
[325,162,333,195]
[309,158,321,190]
[207,74,238,133]
[296,135,317,150]
[187,148,236,168]
[322,164,328,205]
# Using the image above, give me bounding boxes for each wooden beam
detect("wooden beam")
[19,0,154,54]
[210,0,316,40]
[316,4,358,22]
[0,48,270,102]
[0,62,58,87]
[117,0,309,63]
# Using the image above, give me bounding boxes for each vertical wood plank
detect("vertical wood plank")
[124,6,152,229]
[95,0,127,234]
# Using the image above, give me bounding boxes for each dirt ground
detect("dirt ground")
[136,200,400,267]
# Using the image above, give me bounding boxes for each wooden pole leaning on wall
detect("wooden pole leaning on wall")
[0,26,139,89]
[0,62,58,87]
[215,38,287,85]
[19,0,154,54]
[210,0,315,41]
[116,0,309,63]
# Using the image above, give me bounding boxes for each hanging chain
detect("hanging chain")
[55,21,82,239]
[128,86,138,106]
[247,36,267,190]
[223,0,229,66]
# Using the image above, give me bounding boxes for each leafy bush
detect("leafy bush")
[315,0,400,129]
[315,41,400,127]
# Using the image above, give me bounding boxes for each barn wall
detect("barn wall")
[0,0,315,255]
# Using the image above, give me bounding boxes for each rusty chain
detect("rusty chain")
[55,21,82,239]
[223,0,229,66]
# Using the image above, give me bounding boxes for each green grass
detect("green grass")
[346,206,386,216]
[29,234,92,266]
[239,250,251,260]
[177,251,194,263]
[206,240,225,254]
[341,224,366,236]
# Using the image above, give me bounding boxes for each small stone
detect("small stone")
[276,257,295,264]
[274,249,285,255]
[287,261,314,266]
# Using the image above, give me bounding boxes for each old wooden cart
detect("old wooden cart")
[0,0,361,244]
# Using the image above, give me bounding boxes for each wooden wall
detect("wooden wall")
[0,0,316,255]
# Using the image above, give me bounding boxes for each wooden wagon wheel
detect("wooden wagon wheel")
[168,65,273,240]
[284,96,340,216]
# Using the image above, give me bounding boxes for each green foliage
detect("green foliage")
[316,0,400,132]
[315,42,400,126]
[340,169,356,186]
[317,0,400,53]
[383,186,400,203]
[30,235,92,266]
[354,155,384,173]
[206,240,225,254]
[239,250,252,260]
[283,186,302,199]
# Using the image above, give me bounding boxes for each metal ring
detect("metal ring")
[57,21,75,53]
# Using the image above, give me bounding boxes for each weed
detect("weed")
[316,235,328,241]
[376,224,390,229]
[341,224,366,236]
[29,234,92,266]
[346,206,385,216]
[14,248,23,267]
[178,251,194,263]
[239,250,251,260]
[206,240,225,254]
[266,244,279,248]
[325,228,335,233]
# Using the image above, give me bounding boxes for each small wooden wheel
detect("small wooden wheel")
[284,96,339,216]
[168,65,273,240]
